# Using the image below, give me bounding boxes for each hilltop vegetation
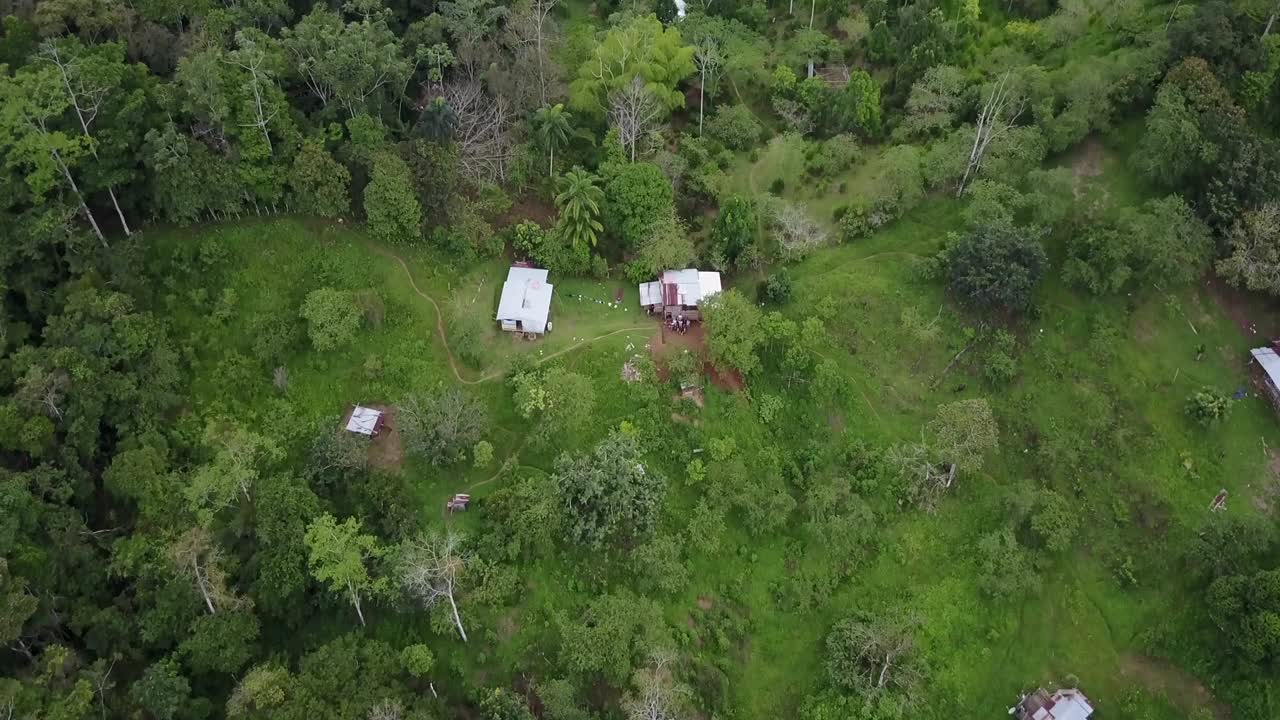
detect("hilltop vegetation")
[3,1,1280,719]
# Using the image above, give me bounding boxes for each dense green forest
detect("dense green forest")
[4,0,1280,717]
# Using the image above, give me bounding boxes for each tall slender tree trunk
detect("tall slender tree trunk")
[50,55,132,237]
[194,560,216,615]
[447,590,468,642]
[52,148,106,246]
[809,0,816,28]
[349,581,366,627]
[1265,5,1278,38]
[698,74,706,135]
[549,145,555,177]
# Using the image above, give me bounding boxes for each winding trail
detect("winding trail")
[368,242,650,386]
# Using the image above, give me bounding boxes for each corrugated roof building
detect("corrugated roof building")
[638,269,722,320]
[1011,688,1094,720]
[497,266,553,334]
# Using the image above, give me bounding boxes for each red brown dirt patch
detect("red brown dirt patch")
[492,191,557,231]
[1070,135,1104,181]
[696,595,714,611]
[340,403,404,473]
[648,320,745,393]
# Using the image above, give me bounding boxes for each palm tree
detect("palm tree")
[555,166,604,250]
[533,103,572,178]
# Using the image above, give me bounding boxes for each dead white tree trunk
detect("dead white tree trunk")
[396,531,469,642]
[349,580,367,627]
[1265,1,1279,38]
[693,40,722,136]
[39,42,132,237]
[52,147,106,246]
[957,70,1025,197]
[225,48,277,156]
[608,77,661,163]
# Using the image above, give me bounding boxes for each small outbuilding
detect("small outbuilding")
[1250,345,1280,409]
[639,269,722,320]
[1010,687,1094,720]
[497,264,553,336]
[346,405,385,436]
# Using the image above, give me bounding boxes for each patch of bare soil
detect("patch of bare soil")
[492,191,556,231]
[353,404,403,473]
[1206,275,1278,340]
[696,595,714,611]
[498,611,520,642]
[828,411,845,433]
[1119,653,1231,720]
[648,320,745,393]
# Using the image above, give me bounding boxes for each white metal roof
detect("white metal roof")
[639,281,662,306]
[1046,690,1093,720]
[639,269,722,308]
[497,266,553,334]
[346,406,382,435]
[1252,347,1280,388]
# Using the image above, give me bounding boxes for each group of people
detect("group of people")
[667,315,692,333]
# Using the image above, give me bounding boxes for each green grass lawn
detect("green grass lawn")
[146,137,1280,718]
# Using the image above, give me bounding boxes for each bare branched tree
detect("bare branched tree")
[224,33,279,156]
[506,0,561,107]
[367,700,404,720]
[623,651,691,720]
[692,39,722,136]
[396,531,470,642]
[608,77,662,163]
[37,41,132,236]
[167,527,247,615]
[441,81,513,183]
[885,443,956,513]
[827,613,923,702]
[957,70,1026,197]
[768,199,829,259]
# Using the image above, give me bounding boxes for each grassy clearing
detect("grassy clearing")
[149,128,1279,718]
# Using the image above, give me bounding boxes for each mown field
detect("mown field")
[143,122,1280,717]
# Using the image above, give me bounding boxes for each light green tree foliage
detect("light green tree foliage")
[711,194,757,268]
[629,210,696,282]
[1064,195,1212,294]
[131,658,194,720]
[512,366,596,443]
[304,513,386,626]
[1218,203,1280,296]
[976,529,1035,599]
[1206,567,1280,666]
[828,70,881,137]
[899,64,968,140]
[705,104,762,151]
[552,432,664,549]
[569,14,695,116]
[557,589,666,685]
[401,644,435,678]
[226,664,292,718]
[0,64,106,243]
[554,166,604,250]
[288,139,350,217]
[282,6,411,118]
[600,161,674,251]
[300,287,361,351]
[472,440,494,468]
[0,559,36,647]
[702,289,765,375]
[364,151,422,245]
[185,423,282,525]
